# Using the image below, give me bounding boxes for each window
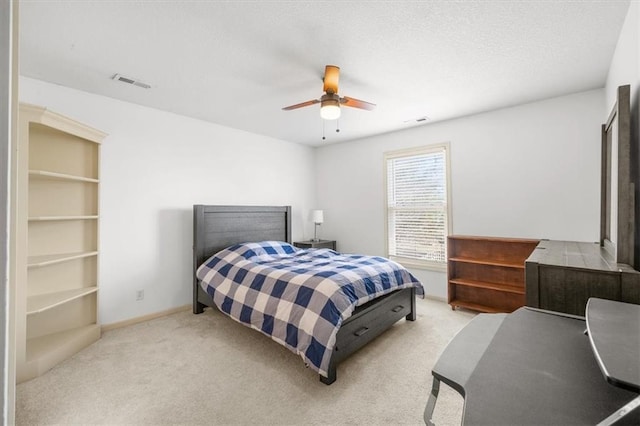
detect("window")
[384,143,451,270]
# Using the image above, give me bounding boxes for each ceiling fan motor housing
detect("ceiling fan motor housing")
[321,93,340,104]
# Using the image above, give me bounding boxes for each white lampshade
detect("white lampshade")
[320,100,340,120]
[311,210,324,224]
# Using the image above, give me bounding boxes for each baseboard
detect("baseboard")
[424,294,447,303]
[101,304,191,332]
[102,296,446,332]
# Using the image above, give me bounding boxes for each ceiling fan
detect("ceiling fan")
[282,65,376,120]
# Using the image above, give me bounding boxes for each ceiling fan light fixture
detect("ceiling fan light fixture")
[320,99,341,120]
[282,66,374,124]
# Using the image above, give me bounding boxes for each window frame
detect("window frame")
[383,143,452,272]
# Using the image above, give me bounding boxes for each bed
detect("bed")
[193,205,423,384]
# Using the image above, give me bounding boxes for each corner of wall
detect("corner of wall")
[605,1,639,110]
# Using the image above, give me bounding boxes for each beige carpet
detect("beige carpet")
[16,298,475,425]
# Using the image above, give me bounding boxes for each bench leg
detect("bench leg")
[597,394,640,426]
[424,376,441,426]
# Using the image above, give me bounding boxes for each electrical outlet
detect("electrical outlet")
[136,290,144,301]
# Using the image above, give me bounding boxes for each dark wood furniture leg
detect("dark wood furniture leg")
[407,287,416,321]
[320,361,337,385]
[193,262,205,314]
[193,303,205,315]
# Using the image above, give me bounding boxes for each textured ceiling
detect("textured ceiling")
[19,1,630,146]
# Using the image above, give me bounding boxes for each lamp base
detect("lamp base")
[312,222,322,243]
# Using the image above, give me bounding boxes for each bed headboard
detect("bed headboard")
[193,204,292,274]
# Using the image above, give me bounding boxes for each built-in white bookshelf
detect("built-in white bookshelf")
[14,103,106,383]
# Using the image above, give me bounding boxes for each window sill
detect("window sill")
[388,256,447,272]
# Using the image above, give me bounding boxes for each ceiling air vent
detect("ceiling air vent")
[403,115,431,124]
[111,73,151,89]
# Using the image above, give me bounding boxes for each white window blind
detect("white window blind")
[385,144,450,269]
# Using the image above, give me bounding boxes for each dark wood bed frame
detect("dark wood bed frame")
[193,205,417,384]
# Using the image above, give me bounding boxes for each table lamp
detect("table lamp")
[311,210,324,242]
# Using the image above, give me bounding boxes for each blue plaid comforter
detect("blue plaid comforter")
[196,241,424,378]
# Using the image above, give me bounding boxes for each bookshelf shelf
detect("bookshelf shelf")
[447,235,539,313]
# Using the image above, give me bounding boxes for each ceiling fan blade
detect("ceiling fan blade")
[282,99,320,111]
[323,65,340,94]
[340,96,376,111]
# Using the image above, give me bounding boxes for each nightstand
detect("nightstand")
[294,240,337,250]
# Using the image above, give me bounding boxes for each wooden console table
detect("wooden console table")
[525,240,640,316]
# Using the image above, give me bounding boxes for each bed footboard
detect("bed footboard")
[320,287,416,385]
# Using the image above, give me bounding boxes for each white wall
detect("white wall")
[14,78,613,315]
[316,89,605,299]
[19,77,316,325]
[606,1,639,110]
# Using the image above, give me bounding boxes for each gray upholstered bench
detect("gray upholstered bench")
[424,313,506,425]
